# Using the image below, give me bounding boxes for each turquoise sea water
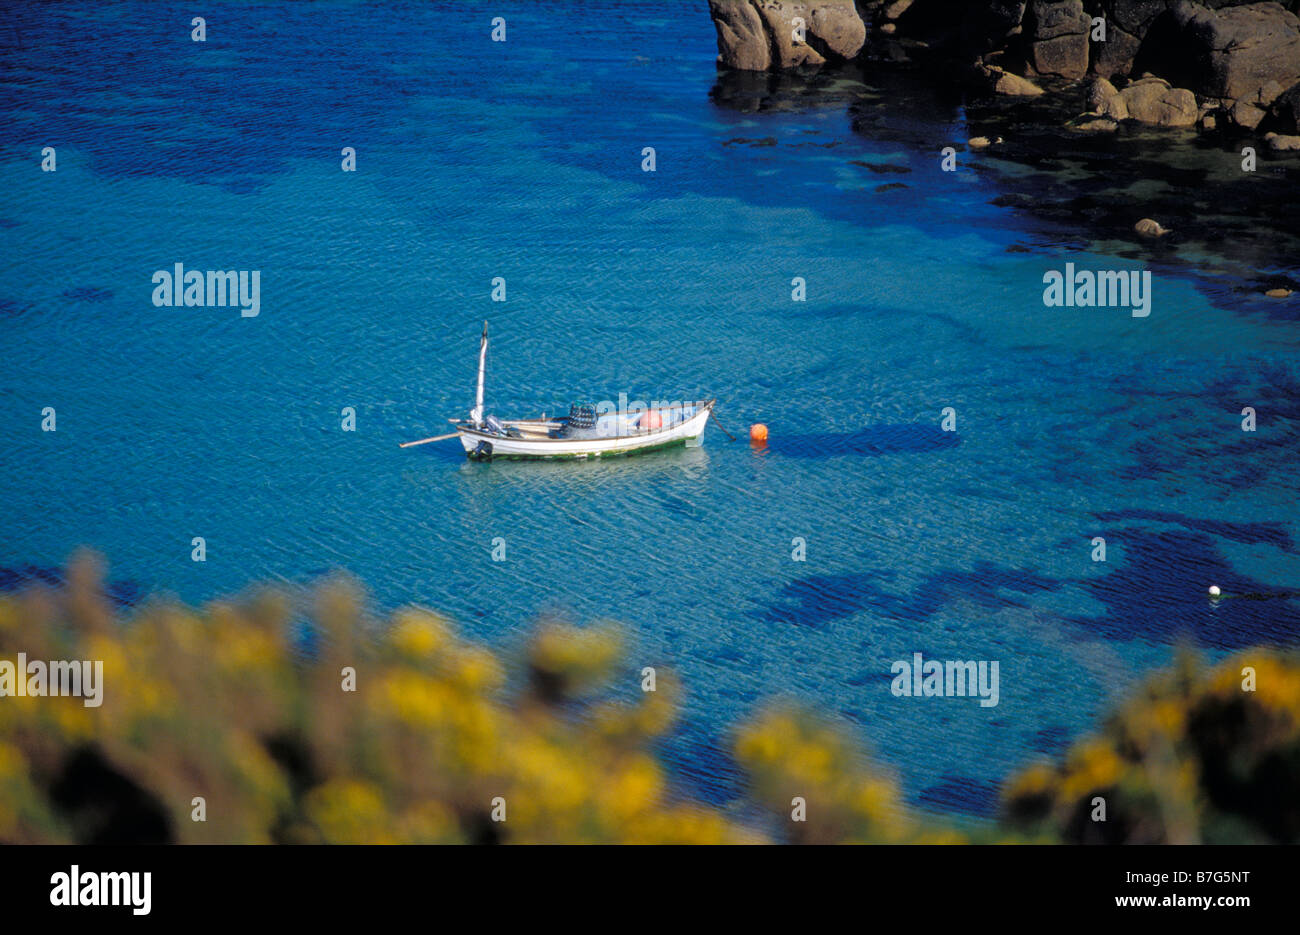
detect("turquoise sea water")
[2,1,1298,818]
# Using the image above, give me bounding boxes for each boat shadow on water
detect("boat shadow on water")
[764,423,961,459]
[449,442,711,488]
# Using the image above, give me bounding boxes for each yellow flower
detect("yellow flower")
[1061,740,1125,802]
[388,610,452,660]
[304,779,391,844]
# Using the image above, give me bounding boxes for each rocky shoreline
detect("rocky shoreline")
[707,1,1300,145]
[706,1,1300,299]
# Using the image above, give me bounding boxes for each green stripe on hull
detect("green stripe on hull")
[467,436,699,461]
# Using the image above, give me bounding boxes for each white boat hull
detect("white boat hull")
[456,402,713,460]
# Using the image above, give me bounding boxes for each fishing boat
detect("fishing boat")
[402,323,715,461]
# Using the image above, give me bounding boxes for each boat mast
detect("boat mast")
[470,320,488,427]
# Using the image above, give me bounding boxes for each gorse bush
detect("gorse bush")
[0,554,757,844]
[0,553,1297,844]
[1002,652,1300,844]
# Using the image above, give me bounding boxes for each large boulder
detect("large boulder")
[1163,1,1300,100]
[962,0,1028,55]
[1084,75,1131,117]
[1091,0,1300,77]
[1230,78,1285,125]
[805,0,870,58]
[1266,79,1300,129]
[1024,0,1092,77]
[753,1,829,68]
[708,0,772,70]
[1264,129,1300,148]
[1118,74,1200,124]
[976,63,1048,93]
[706,0,867,71]
[1092,0,1178,77]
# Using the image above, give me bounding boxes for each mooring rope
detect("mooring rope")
[709,406,737,442]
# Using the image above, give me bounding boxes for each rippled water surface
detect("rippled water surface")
[2,0,1298,819]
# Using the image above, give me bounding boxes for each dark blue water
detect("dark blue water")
[3,0,1298,821]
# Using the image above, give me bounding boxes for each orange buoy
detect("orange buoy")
[641,409,663,430]
[749,423,769,444]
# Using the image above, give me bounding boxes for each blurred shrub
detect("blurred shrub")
[0,554,1297,843]
[0,554,754,844]
[1002,651,1300,844]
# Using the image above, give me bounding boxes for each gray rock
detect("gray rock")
[1119,76,1199,125]
[1233,99,1268,127]
[1091,22,1143,78]
[1269,80,1300,131]
[963,1,1029,56]
[1168,1,1300,101]
[1103,0,1178,38]
[1222,77,1288,127]
[1025,0,1092,78]
[1090,1,1175,76]
[1084,75,1120,109]
[1264,130,1300,149]
[1029,0,1091,39]
[1084,76,1130,117]
[1067,113,1123,131]
[982,64,1048,94]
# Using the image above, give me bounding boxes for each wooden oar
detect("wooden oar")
[400,432,459,448]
